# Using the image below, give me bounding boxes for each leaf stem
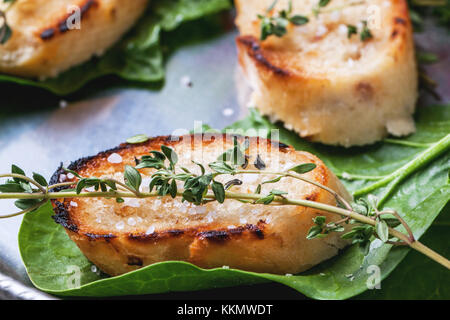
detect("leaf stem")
[0,186,449,270]
[353,133,450,202]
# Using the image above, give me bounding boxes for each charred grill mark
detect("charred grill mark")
[254,154,266,170]
[391,29,399,39]
[85,233,116,241]
[52,201,78,232]
[127,256,143,266]
[394,17,406,25]
[198,230,230,242]
[39,0,98,40]
[237,36,290,77]
[127,229,185,242]
[274,141,289,151]
[167,229,184,236]
[246,224,264,239]
[127,224,265,244]
[40,28,55,40]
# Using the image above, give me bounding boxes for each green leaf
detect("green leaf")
[32,173,48,187]
[15,199,41,210]
[306,225,323,239]
[161,145,178,168]
[209,161,235,174]
[313,216,326,226]
[0,0,231,95]
[376,220,389,243]
[11,164,26,182]
[212,181,225,204]
[289,15,309,25]
[288,163,317,174]
[18,105,450,299]
[0,182,24,193]
[126,134,149,144]
[124,165,142,192]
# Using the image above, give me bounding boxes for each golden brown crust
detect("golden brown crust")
[235,0,418,147]
[50,134,351,276]
[0,0,149,78]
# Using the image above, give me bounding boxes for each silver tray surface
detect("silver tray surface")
[0,17,448,300]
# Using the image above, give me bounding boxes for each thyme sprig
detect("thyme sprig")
[257,0,373,42]
[257,0,309,41]
[0,137,449,270]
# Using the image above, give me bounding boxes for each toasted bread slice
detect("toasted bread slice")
[0,0,148,79]
[50,134,351,276]
[236,0,418,147]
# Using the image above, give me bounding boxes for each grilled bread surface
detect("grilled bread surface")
[51,134,351,276]
[0,0,149,78]
[236,0,418,147]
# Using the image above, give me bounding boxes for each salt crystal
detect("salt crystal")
[222,108,234,117]
[91,265,97,273]
[180,75,193,88]
[242,174,258,184]
[285,273,293,277]
[347,58,355,68]
[127,217,136,226]
[67,173,75,179]
[59,174,67,183]
[124,198,140,208]
[227,225,236,230]
[115,221,125,230]
[266,216,272,224]
[338,24,348,36]
[59,100,68,109]
[85,186,96,192]
[329,11,340,22]
[96,217,102,223]
[107,153,123,164]
[222,265,229,269]
[239,218,247,224]
[316,25,328,37]
[137,217,143,223]
[195,206,207,214]
[70,201,78,207]
[145,226,155,235]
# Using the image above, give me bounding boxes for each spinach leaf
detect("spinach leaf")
[18,105,450,299]
[0,0,231,95]
[357,203,450,299]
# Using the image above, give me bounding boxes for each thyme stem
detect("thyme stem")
[0,188,448,270]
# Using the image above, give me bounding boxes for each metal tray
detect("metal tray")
[0,18,448,300]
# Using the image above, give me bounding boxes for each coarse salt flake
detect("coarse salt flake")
[127,217,136,226]
[222,108,234,117]
[145,226,155,235]
[70,201,78,207]
[115,221,125,230]
[107,153,123,164]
